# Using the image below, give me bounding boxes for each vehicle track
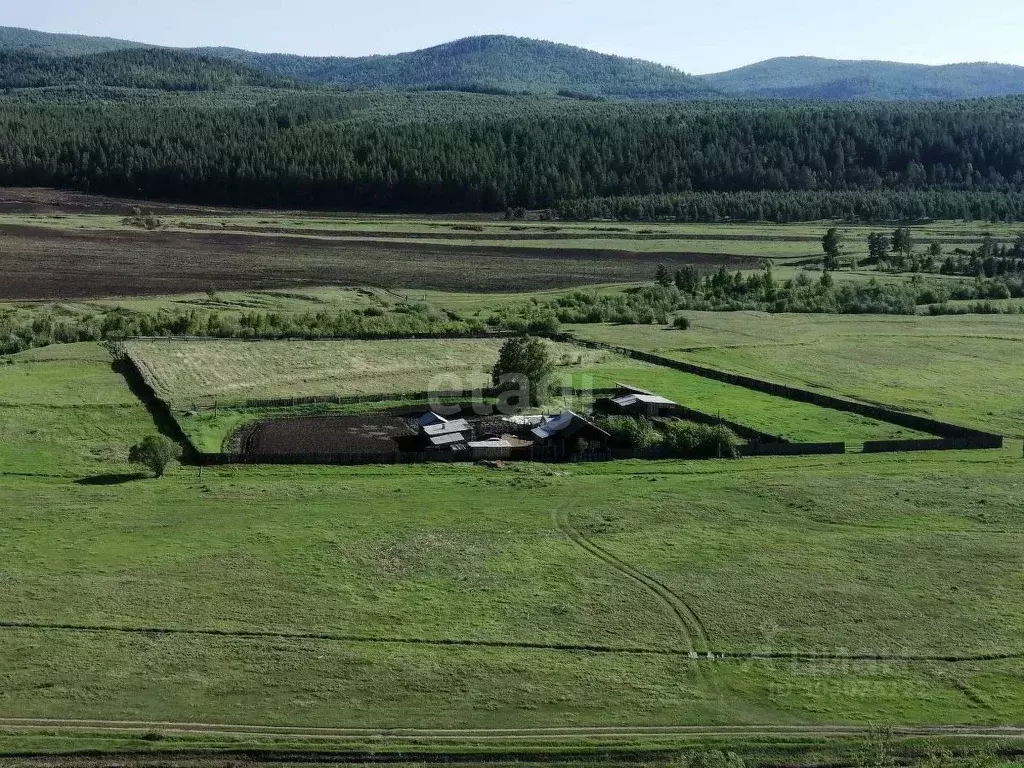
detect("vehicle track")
[552,507,711,656]
[2,718,1024,743]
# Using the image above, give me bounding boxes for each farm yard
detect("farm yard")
[1,195,1023,761]
[238,414,418,457]
[124,336,938,457]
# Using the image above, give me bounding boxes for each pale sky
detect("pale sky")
[3,0,1024,74]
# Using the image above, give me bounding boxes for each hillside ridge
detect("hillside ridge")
[3,26,1024,100]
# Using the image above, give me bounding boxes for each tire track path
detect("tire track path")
[2,718,1024,745]
[552,507,711,656]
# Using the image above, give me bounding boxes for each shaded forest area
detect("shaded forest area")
[2,88,1024,217]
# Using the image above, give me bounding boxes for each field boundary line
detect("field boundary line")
[4,621,1021,663]
[0,620,681,656]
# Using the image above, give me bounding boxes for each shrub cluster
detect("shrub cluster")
[0,304,500,356]
[598,416,741,459]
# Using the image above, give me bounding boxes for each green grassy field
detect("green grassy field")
[0,344,1022,734]
[569,313,1024,437]
[0,344,155,476]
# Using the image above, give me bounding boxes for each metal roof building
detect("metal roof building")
[532,411,610,444]
[609,384,678,416]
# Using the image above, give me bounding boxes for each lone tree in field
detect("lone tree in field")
[492,336,555,407]
[822,228,843,271]
[129,435,182,478]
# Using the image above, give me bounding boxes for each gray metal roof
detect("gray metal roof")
[467,438,512,449]
[417,412,449,428]
[429,432,467,447]
[612,393,677,407]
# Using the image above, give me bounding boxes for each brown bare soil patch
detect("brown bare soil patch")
[0,223,757,300]
[238,415,417,457]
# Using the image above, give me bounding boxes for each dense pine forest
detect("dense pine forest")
[0,50,294,91]
[2,84,1024,217]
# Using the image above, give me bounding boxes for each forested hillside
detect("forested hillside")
[705,57,1024,100]
[0,29,713,100]
[0,26,149,56]
[203,35,715,99]
[2,90,1023,217]
[0,50,293,91]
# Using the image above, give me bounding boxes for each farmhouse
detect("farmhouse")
[532,410,610,453]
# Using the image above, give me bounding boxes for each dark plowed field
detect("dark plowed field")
[0,187,225,216]
[239,415,417,457]
[0,224,758,299]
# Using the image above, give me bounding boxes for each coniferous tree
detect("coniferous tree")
[822,228,843,271]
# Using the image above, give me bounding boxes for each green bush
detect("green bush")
[598,416,664,449]
[663,422,741,459]
[128,435,183,478]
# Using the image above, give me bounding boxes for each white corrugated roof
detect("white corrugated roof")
[423,418,470,437]
[467,438,512,449]
[502,414,546,427]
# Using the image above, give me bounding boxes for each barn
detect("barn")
[607,384,678,417]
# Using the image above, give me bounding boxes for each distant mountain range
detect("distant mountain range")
[703,56,1024,100]
[3,25,1024,101]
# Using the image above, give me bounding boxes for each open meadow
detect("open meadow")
[0,343,1022,740]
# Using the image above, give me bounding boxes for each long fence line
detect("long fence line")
[125,331,518,344]
[107,342,203,460]
[557,334,1005,452]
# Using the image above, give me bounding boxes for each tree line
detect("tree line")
[2,91,1024,213]
[557,190,1024,223]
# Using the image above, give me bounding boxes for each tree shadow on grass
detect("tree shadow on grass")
[111,358,197,464]
[75,472,149,486]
